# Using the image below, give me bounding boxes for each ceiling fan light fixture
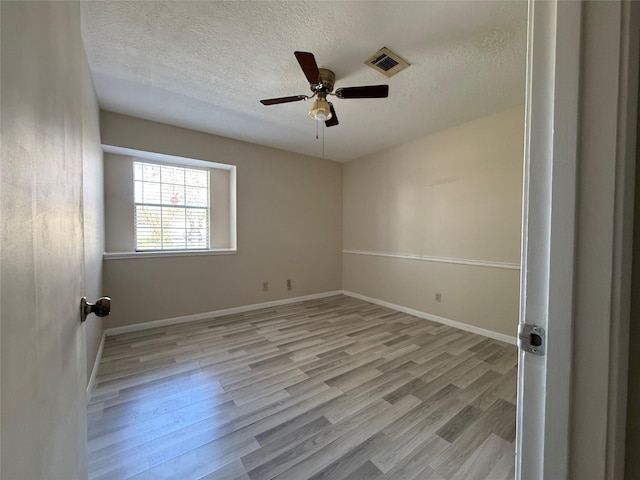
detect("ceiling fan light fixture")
[309,96,332,121]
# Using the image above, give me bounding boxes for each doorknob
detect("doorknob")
[80,296,111,322]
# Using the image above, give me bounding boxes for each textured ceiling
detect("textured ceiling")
[80,1,527,162]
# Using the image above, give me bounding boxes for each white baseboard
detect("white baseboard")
[86,330,106,402]
[104,290,344,337]
[103,289,516,346]
[342,290,517,345]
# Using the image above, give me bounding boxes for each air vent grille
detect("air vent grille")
[365,47,410,77]
[372,55,399,71]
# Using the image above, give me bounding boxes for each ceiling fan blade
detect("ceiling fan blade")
[335,85,389,99]
[325,103,339,127]
[260,95,307,105]
[294,51,320,84]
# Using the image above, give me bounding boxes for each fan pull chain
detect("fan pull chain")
[314,121,324,158]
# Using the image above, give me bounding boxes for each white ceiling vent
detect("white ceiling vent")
[365,47,411,77]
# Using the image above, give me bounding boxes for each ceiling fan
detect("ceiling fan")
[260,51,389,127]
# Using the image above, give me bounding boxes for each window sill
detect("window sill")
[103,249,237,260]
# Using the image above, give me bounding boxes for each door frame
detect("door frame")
[517,1,639,478]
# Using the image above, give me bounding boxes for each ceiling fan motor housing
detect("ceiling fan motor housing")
[313,68,336,93]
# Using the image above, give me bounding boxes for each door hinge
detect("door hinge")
[518,323,545,356]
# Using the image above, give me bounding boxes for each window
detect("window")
[134,161,209,251]
[103,150,235,258]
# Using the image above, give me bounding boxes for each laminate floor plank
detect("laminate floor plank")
[305,431,390,480]
[88,380,225,428]
[266,418,383,480]
[88,396,233,454]
[195,458,248,480]
[241,416,333,472]
[430,398,517,479]
[450,434,514,480]
[253,393,358,448]
[245,400,388,480]
[340,460,384,480]
[126,436,260,480]
[88,294,516,480]
[372,397,464,472]
[380,435,449,480]
[89,369,221,413]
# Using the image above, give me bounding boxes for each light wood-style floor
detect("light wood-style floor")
[88,295,517,480]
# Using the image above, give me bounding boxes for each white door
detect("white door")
[1,2,90,478]
[517,1,638,478]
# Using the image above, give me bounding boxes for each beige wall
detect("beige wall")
[1,1,99,477]
[343,107,524,337]
[101,112,343,328]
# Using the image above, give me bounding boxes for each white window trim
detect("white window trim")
[103,145,234,172]
[102,145,237,258]
[103,249,237,260]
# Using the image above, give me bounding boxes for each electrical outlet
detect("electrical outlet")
[262,281,269,291]
[435,293,442,302]
[287,279,292,291]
